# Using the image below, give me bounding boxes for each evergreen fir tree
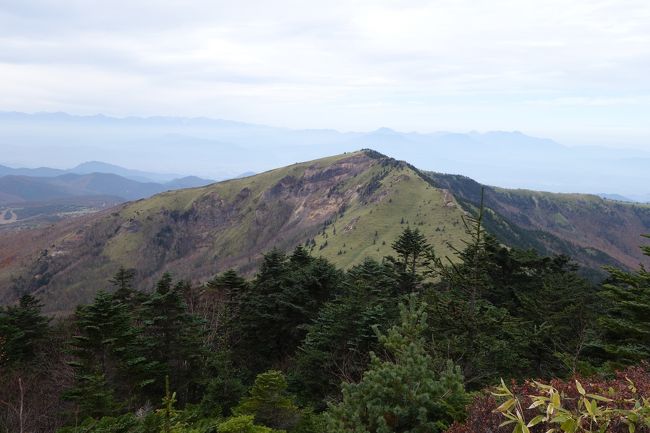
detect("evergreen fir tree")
[208,269,249,300]
[0,294,50,367]
[387,227,434,292]
[67,290,144,416]
[294,258,400,405]
[234,248,341,373]
[590,237,650,369]
[427,194,525,387]
[109,267,136,301]
[515,264,596,376]
[139,273,206,403]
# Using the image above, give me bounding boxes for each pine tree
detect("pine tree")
[514,261,596,376]
[234,370,301,430]
[208,269,249,300]
[391,227,432,275]
[202,271,250,417]
[233,249,290,372]
[204,269,249,352]
[427,194,525,387]
[326,295,468,433]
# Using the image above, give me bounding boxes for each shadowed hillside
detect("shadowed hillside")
[427,172,650,271]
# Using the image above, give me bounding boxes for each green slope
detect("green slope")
[0,151,469,313]
[308,162,467,268]
[426,171,650,275]
[6,149,647,314]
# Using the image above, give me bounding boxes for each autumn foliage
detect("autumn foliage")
[448,365,650,433]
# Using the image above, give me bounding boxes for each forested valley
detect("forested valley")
[2,211,650,433]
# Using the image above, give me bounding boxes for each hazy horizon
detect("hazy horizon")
[1,109,644,151]
[2,1,649,196]
[2,1,650,150]
[2,110,650,198]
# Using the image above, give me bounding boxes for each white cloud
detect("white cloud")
[0,0,649,146]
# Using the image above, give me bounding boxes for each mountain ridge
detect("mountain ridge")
[0,150,470,313]
[1,149,649,315]
[3,111,650,196]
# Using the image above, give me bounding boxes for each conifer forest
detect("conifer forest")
[3,211,650,433]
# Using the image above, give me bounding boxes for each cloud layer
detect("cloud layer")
[1,0,649,147]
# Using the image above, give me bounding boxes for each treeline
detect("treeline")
[1,213,650,432]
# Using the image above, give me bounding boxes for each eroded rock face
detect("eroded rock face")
[7,149,640,313]
[0,152,389,310]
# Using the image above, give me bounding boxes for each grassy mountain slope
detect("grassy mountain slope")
[3,150,649,314]
[0,151,469,313]
[426,172,650,271]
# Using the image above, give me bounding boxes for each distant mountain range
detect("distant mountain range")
[0,161,224,227]
[67,161,185,183]
[0,162,217,204]
[0,173,165,204]
[0,160,210,184]
[1,150,648,314]
[1,111,649,198]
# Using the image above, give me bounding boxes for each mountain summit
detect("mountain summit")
[1,149,649,314]
[0,150,469,312]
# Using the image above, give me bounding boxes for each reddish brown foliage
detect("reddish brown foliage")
[447,365,650,433]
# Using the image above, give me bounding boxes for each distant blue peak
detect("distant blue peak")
[371,127,398,134]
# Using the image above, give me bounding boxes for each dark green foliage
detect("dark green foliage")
[426,199,597,386]
[109,267,136,301]
[293,258,400,405]
[589,236,650,370]
[56,413,153,433]
[218,415,282,433]
[326,296,468,433]
[386,227,433,292]
[202,269,248,353]
[426,203,525,387]
[67,372,121,420]
[65,270,209,419]
[207,269,249,300]
[66,290,145,417]
[0,293,50,367]
[234,371,302,431]
[423,288,524,388]
[233,247,342,373]
[457,245,596,379]
[15,226,650,433]
[199,351,247,417]
[515,266,596,376]
[139,273,206,401]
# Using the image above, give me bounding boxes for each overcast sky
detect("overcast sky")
[1,0,649,148]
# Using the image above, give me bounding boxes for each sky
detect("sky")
[1,0,649,148]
